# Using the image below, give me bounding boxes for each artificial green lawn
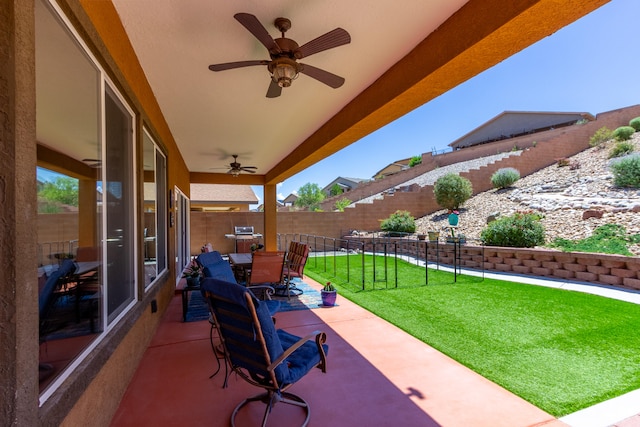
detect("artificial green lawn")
[305,255,640,417]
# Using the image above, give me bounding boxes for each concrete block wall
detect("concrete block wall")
[320,104,640,215]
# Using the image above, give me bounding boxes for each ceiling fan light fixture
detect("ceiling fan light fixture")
[269,58,299,88]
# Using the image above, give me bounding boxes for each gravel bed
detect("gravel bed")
[414,133,640,255]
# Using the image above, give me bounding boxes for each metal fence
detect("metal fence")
[277,233,472,291]
[37,240,79,267]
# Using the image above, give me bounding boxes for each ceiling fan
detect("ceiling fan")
[224,154,257,177]
[82,158,101,168]
[208,13,351,98]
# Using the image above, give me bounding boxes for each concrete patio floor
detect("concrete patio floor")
[109,275,577,427]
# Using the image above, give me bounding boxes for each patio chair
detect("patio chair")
[279,242,309,299]
[247,251,285,301]
[201,278,328,427]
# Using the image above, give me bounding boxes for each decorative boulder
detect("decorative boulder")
[582,210,604,220]
[486,211,501,224]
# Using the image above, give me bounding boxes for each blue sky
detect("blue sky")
[261,0,640,205]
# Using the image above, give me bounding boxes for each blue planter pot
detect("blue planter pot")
[448,213,459,226]
[186,276,200,288]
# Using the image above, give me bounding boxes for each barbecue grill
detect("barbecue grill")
[225,226,263,253]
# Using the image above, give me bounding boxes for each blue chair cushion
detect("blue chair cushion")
[39,270,63,315]
[203,259,237,283]
[277,329,329,385]
[196,251,224,269]
[253,299,290,384]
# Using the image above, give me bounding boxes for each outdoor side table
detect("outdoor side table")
[182,281,201,322]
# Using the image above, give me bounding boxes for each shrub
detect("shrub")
[589,126,614,148]
[610,153,640,188]
[556,158,570,167]
[334,197,351,212]
[480,212,545,248]
[380,210,416,234]
[613,126,635,141]
[608,141,634,159]
[433,173,473,210]
[629,117,640,131]
[549,224,636,256]
[491,168,520,189]
[408,155,422,167]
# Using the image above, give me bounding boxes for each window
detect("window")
[174,187,190,280]
[104,86,136,323]
[143,129,167,289]
[36,0,137,400]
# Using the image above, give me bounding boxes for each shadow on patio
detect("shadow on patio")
[110,278,566,427]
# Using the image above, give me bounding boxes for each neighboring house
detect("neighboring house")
[322,177,370,197]
[255,201,283,212]
[372,157,413,179]
[449,111,595,150]
[189,184,258,212]
[282,193,299,207]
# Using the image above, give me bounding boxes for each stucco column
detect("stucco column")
[0,0,39,425]
[263,184,277,251]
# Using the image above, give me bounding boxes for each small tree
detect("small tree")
[433,173,472,210]
[38,176,79,207]
[329,183,344,196]
[294,182,325,211]
[334,197,351,212]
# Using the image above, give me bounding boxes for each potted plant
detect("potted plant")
[321,282,337,307]
[182,260,203,288]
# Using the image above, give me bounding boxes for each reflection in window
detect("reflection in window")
[36,0,102,396]
[105,86,135,323]
[175,187,190,280]
[36,0,135,399]
[143,129,167,288]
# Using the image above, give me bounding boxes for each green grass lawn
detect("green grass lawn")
[305,255,640,417]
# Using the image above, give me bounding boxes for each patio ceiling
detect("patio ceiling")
[38,0,609,186]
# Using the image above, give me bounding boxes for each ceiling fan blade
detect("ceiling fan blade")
[294,28,351,59]
[241,168,256,173]
[266,79,282,98]
[299,64,345,88]
[208,60,268,72]
[234,13,281,55]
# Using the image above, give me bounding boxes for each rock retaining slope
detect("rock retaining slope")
[416,133,640,255]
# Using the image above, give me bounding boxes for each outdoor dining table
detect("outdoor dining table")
[228,252,252,282]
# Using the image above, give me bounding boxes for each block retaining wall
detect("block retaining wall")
[343,236,640,292]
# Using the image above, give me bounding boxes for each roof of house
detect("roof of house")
[282,193,298,204]
[372,157,413,178]
[189,184,258,204]
[449,111,595,149]
[322,177,370,193]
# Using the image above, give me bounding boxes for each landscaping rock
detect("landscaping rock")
[415,133,640,255]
